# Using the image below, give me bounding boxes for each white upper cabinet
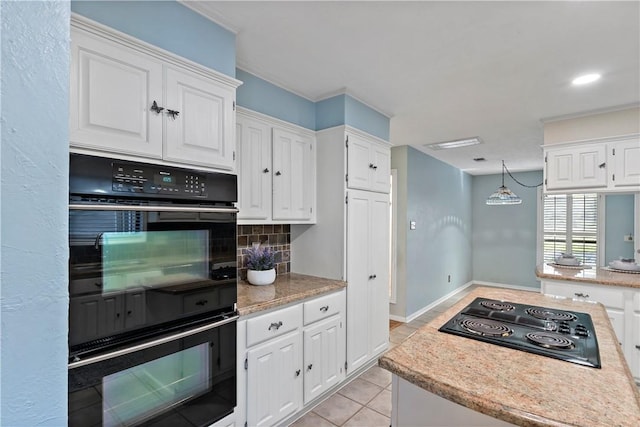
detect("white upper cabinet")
[347,132,391,193]
[544,136,640,193]
[69,15,241,172]
[164,66,236,170]
[236,109,316,224]
[545,143,607,190]
[272,128,315,221]
[237,115,272,220]
[610,139,640,188]
[70,27,164,158]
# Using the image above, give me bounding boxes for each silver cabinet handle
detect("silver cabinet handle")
[574,292,589,298]
[269,321,283,330]
[320,306,329,312]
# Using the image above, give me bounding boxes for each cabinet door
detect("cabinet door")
[303,315,345,404]
[246,332,302,427]
[370,143,391,193]
[346,192,372,372]
[546,145,607,190]
[164,67,236,171]
[272,128,314,221]
[369,193,390,355]
[630,311,640,381]
[347,134,374,191]
[606,308,626,347]
[70,29,163,157]
[611,139,640,188]
[237,117,271,220]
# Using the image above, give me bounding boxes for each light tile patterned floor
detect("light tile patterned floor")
[290,286,478,427]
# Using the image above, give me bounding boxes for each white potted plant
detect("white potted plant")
[245,244,276,285]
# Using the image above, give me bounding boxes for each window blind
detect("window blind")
[543,193,598,265]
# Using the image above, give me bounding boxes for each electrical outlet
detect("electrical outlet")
[410,221,416,230]
[624,235,634,242]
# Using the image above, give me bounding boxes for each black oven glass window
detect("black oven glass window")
[102,342,210,426]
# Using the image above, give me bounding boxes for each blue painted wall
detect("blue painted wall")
[605,194,635,262]
[472,171,543,288]
[344,95,390,141]
[315,94,390,141]
[71,0,236,76]
[391,147,473,318]
[236,69,316,130]
[1,1,70,424]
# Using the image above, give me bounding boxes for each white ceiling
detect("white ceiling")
[184,1,640,175]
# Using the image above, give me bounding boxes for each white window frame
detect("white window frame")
[537,189,605,267]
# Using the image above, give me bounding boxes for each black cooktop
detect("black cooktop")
[438,297,601,368]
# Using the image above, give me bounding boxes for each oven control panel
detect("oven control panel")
[112,162,208,197]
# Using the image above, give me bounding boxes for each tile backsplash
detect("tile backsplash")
[237,225,290,280]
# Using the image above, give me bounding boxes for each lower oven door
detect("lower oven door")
[68,317,237,427]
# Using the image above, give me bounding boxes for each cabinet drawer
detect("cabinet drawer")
[304,291,344,326]
[247,304,302,347]
[543,281,625,309]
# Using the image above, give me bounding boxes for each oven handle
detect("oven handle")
[68,314,238,370]
[68,204,239,214]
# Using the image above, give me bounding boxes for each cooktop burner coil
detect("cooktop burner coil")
[479,300,515,311]
[525,308,578,322]
[460,318,513,337]
[525,332,575,349]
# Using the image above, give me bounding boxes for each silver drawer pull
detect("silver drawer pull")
[269,321,283,331]
[320,305,329,312]
[574,292,589,298]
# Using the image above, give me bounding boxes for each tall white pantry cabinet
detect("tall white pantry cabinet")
[292,125,391,374]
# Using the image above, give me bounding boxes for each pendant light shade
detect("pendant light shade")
[486,161,523,205]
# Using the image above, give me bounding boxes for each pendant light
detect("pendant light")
[486,160,522,205]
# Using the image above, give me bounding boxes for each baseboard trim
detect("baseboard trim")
[391,281,540,323]
[472,281,540,292]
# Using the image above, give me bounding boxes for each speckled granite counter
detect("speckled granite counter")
[237,273,346,316]
[379,287,640,427]
[536,263,640,289]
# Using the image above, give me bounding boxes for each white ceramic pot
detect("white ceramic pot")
[247,268,276,286]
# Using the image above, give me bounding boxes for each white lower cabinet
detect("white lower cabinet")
[239,289,346,427]
[541,279,639,381]
[246,331,302,427]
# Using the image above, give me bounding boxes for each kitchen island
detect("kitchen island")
[379,286,640,427]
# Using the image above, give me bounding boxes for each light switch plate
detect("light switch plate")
[410,221,416,230]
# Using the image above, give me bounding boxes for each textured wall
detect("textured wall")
[236,69,316,130]
[472,171,543,288]
[1,1,70,424]
[605,194,636,262]
[71,0,236,76]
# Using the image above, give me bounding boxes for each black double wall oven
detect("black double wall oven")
[68,154,238,427]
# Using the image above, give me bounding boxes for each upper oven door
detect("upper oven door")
[68,203,237,353]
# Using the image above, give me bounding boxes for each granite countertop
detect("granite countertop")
[379,286,640,427]
[237,272,346,316]
[536,263,640,289]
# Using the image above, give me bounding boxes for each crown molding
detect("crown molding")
[178,0,239,34]
[236,107,316,137]
[540,102,640,123]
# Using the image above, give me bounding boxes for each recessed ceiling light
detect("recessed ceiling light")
[425,137,482,150]
[572,73,601,86]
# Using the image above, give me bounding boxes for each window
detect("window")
[541,193,599,265]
